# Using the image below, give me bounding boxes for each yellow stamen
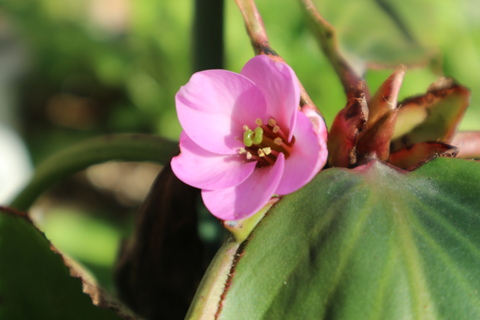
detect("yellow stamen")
[239,116,295,166]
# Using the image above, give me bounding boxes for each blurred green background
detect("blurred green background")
[1,0,479,293]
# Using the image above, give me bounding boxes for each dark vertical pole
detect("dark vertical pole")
[114,4,226,319]
[193,0,225,72]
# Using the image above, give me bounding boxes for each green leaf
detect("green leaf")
[196,158,480,319]
[0,209,131,320]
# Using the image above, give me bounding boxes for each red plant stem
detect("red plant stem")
[234,0,322,116]
[298,0,370,100]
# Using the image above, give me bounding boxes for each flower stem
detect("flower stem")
[234,0,270,56]
[297,0,370,100]
[234,0,323,116]
[10,134,178,211]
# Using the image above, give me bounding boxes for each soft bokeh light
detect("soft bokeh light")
[0,125,32,204]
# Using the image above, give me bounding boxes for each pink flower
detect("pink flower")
[171,55,327,220]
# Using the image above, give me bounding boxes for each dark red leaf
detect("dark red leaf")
[357,109,399,163]
[327,89,368,167]
[365,66,405,128]
[388,142,458,170]
[392,78,470,152]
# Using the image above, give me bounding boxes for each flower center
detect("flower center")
[239,118,294,167]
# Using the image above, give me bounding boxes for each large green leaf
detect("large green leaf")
[191,158,480,319]
[0,210,135,320]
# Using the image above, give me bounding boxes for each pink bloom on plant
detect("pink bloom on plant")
[171,55,327,220]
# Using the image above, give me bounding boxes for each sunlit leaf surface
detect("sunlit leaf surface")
[215,158,480,320]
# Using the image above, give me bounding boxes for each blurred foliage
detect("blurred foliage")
[231,0,480,129]
[1,0,479,152]
[1,0,192,163]
[0,0,479,306]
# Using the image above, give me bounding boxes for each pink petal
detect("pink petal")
[275,111,327,195]
[176,70,267,154]
[301,104,328,145]
[171,132,257,190]
[202,153,285,220]
[241,55,300,141]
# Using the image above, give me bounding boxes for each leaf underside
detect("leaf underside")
[216,158,480,320]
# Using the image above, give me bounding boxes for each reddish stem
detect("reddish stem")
[234,0,322,115]
[298,0,370,100]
